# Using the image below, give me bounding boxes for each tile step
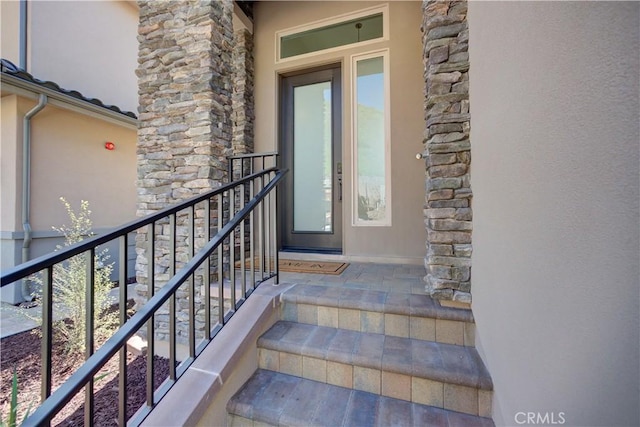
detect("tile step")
[282,284,474,321]
[281,284,475,346]
[227,370,494,427]
[258,321,492,416]
[259,321,492,389]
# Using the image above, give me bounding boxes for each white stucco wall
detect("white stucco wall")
[28,0,138,113]
[469,2,639,426]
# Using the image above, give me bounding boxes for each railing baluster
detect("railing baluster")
[229,187,236,310]
[264,173,271,276]
[146,222,155,408]
[204,200,211,339]
[258,176,265,281]
[41,266,53,404]
[250,163,255,290]
[118,235,128,426]
[249,177,255,291]
[85,249,95,426]
[188,206,195,358]
[217,193,224,326]
[270,174,275,275]
[272,172,280,285]
[169,214,176,381]
[240,182,246,300]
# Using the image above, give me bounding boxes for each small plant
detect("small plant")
[31,198,119,355]
[0,368,32,427]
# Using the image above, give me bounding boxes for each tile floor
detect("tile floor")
[0,263,426,339]
[276,262,426,294]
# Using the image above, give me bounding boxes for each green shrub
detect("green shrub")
[32,198,119,355]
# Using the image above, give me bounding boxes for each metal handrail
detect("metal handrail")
[1,166,287,426]
[228,151,278,160]
[228,151,279,183]
[1,168,277,286]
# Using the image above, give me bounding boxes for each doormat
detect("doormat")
[236,259,349,275]
[279,259,349,275]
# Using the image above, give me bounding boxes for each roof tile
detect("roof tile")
[1,58,137,119]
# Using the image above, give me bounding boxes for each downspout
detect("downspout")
[21,94,47,301]
[19,0,28,70]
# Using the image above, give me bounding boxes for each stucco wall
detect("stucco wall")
[0,95,22,303]
[24,100,137,229]
[0,96,137,302]
[1,95,21,232]
[0,0,20,65]
[28,0,138,112]
[468,2,639,426]
[254,1,425,262]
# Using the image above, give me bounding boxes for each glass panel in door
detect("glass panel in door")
[293,82,332,232]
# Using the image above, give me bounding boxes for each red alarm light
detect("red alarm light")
[105,141,115,150]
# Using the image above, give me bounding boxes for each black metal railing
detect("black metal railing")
[228,151,278,182]
[1,163,286,426]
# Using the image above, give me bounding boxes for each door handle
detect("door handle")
[336,162,343,202]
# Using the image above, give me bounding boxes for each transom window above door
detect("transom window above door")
[277,5,388,62]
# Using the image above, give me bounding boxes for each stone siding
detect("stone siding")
[135,0,234,342]
[421,0,472,303]
[232,28,255,156]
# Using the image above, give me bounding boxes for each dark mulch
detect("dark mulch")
[1,328,170,426]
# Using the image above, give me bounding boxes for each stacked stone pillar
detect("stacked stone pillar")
[135,0,234,341]
[232,29,255,157]
[421,0,472,303]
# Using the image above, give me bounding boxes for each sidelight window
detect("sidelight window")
[352,51,390,226]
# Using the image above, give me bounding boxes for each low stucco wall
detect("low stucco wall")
[469,2,639,426]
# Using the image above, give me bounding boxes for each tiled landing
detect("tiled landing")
[278,262,428,295]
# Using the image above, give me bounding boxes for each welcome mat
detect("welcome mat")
[236,259,349,275]
[279,259,349,275]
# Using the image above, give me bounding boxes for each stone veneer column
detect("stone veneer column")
[421,0,472,303]
[232,28,254,156]
[135,0,234,340]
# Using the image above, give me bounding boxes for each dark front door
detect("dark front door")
[280,66,342,252]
